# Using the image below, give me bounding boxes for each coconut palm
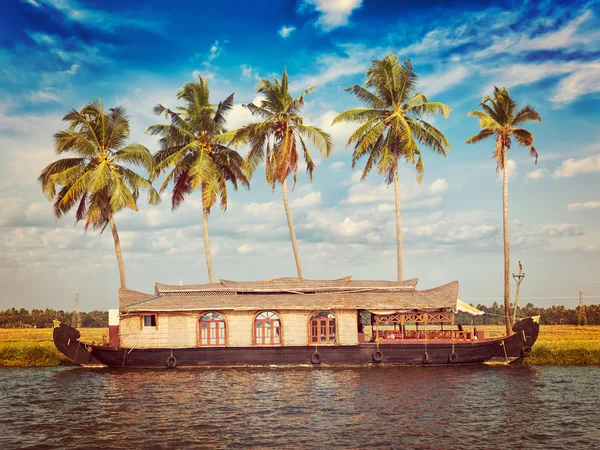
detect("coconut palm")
[333,55,451,281]
[229,68,333,279]
[466,86,541,335]
[38,101,160,288]
[147,76,249,283]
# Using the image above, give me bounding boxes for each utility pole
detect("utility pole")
[72,288,81,329]
[512,261,525,326]
[577,287,588,326]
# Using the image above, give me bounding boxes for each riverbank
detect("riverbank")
[1,325,599,366]
[0,328,107,367]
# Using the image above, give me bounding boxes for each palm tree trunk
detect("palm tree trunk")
[282,178,304,279]
[502,146,511,336]
[393,161,403,281]
[202,207,215,284]
[106,210,127,289]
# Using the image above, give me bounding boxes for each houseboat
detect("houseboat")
[53,277,539,368]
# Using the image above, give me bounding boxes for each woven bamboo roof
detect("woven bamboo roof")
[119,279,459,313]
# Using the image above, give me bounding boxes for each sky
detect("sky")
[1,0,599,312]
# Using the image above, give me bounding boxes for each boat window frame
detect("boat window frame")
[253,311,282,346]
[198,311,227,347]
[308,311,336,345]
[142,314,157,329]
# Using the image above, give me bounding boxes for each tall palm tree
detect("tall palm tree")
[229,68,333,279]
[466,86,541,335]
[147,76,249,283]
[333,55,451,281]
[38,101,160,288]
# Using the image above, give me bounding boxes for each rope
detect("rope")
[500,340,509,364]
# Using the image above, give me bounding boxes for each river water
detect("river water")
[0,365,598,449]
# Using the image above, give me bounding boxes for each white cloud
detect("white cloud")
[553,154,600,178]
[497,159,517,181]
[477,10,599,57]
[329,161,345,171]
[567,201,600,212]
[429,178,448,194]
[300,0,363,31]
[291,191,322,208]
[278,25,297,38]
[237,244,253,255]
[26,0,160,33]
[289,44,374,91]
[526,168,547,180]
[550,62,600,105]
[240,64,256,80]
[418,65,469,96]
[539,224,584,237]
[192,70,214,81]
[28,32,56,46]
[30,90,60,102]
[244,202,275,216]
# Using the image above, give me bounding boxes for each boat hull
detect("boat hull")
[53,318,539,368]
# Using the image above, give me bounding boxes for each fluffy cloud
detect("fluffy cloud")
[329,161,345,171]
[300,0,363,31]
[539,224,584,237]
[567,201,600,211]
[30,90,60,102]
[526,168,547,180]
[429,179,448,194]
[278,26,297,38]
[237,244,253,255]
[291,192,322,208]
[553,154,600,178]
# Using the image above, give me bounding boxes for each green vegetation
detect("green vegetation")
[0,328,107,367]
[334,55,451,281]
[1,308,107,328]
[466,87,541,335]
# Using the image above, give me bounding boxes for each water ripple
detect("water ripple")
[0,366,599,449]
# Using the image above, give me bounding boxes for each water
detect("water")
[0,365,598,449]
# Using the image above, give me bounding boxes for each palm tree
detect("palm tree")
[466,86,541,335]
[229,69,332,279]
[333,55,451,281]
[147,76,249,283]
[38,101,159,288]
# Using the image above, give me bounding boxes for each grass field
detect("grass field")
[1,325,599,366]
[0,328,107,367]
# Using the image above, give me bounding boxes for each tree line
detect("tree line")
[0,308,108,328]
[2,304,598,328]
[455,303,599,326]
[40,55,541,334]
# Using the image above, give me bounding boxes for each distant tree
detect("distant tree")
[466,87,541,335]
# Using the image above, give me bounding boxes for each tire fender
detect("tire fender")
[166,355,177,369]
[449,352,459,364]
[372,350,383,363]
[311,352,322,365]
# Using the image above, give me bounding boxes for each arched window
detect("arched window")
[199,312,226,346]
[309,311,336,345]
[254,311,281,345]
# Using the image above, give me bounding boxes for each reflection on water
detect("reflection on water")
[0,365,599,449]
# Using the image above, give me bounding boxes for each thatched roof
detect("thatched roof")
[154,276,419,295]
[119,278,459,313]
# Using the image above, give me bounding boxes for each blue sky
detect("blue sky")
[1,0,599,311]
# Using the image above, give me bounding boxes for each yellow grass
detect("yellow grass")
[0,328,108,367]
[1,325,599,366]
